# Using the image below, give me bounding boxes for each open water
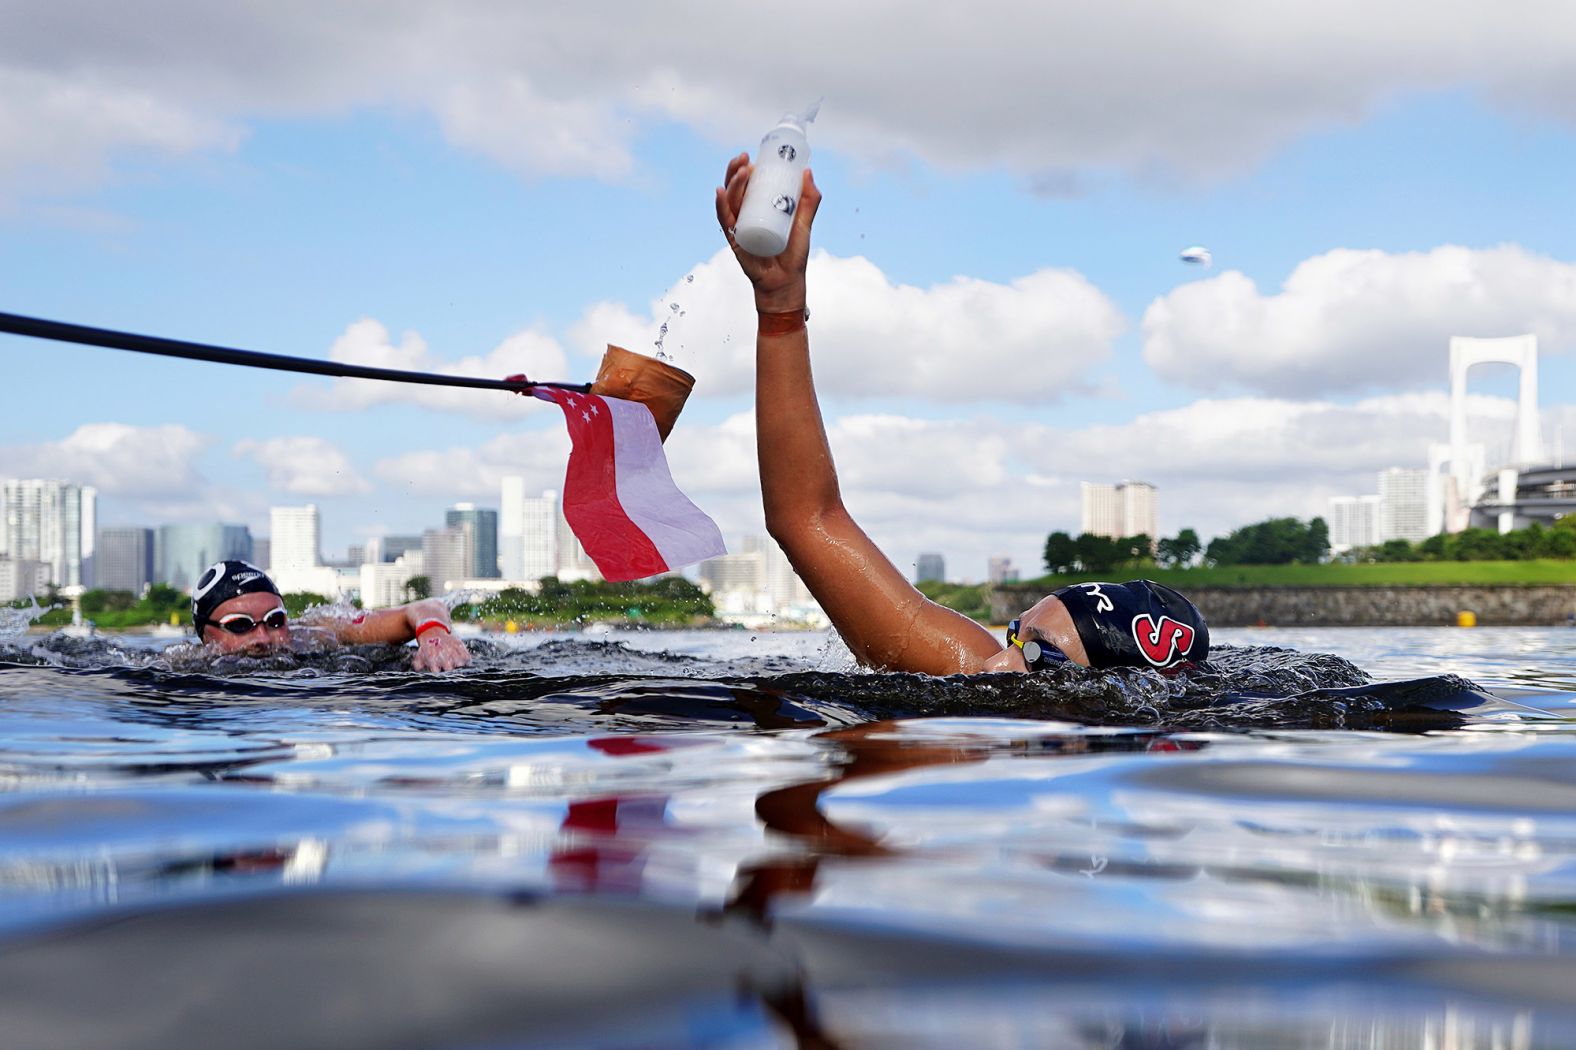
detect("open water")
[0,624,1574,1048]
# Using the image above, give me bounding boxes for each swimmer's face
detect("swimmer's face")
[202,591,291,653]
[979,595,1089,673]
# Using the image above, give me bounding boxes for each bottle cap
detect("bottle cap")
[774,98,823,133]
[589,345,696,442]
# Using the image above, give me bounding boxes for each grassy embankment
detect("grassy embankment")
[923,561,1576,623]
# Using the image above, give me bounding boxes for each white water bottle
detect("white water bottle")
[734,100,821,257]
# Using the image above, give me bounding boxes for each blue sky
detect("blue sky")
[4,5,1576,580]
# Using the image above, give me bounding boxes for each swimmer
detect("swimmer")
[715,154,1208,676]
[191,560,471,672]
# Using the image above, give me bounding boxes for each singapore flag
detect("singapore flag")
[534,388,726,581]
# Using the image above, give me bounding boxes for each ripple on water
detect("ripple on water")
[0,626,1574,1045]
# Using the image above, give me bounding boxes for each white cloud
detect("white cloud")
[292,319,571,419]
[1143,246,1576,396]
[232,436,372,497]
[0,67,240,195]
[372,429,572,498]
[0,422,210,495]
[0,421,273,529]
[14,4,1576,195]
[571,248,1124,402]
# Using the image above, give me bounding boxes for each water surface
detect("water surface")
[1,625,1573,1048]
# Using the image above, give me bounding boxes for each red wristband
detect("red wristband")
[757,308,808,336]
[415,619,450,639]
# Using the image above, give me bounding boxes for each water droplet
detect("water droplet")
[685,274,695,283]
[678,311,686,317]
[670,303,681,312]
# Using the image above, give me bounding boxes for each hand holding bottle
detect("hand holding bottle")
[716,154,821,315]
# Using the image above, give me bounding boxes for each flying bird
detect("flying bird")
[1179,246,1213,267]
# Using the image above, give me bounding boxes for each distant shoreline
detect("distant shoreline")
[989,580,1576,628]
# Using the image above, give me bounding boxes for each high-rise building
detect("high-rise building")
[445,503,499,579]
[915,552,946,583]
[1378,467,1431,543]
[0,558,47,603]
[267,504,343,596]
[521,490,558,582]
[1081,480,1158,540]
[555,502,601,582]
[987,556,1019,584]
[699,550,762,596]
[360,550,425,609]
[269,505,321,574]
[1328,495,1382,554]
[697,536,818,622]
[422,526,471,591]
[501,478,560,582]
[97,526,154,594]
[499,477,525,581]
[0,479,97,589]
[251,538,271,573]
[155,523,253,592]
[381,535,422,562]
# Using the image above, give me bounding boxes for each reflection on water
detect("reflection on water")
[0,625,1573,1047]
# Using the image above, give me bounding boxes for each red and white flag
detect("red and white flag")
[534,388,726,581]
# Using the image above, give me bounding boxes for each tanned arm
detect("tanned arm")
[327,597,471,672]
[716,154,999,675]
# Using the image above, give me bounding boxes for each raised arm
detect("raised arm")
[715,154,1000,675]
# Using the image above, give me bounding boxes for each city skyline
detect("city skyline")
[8,10,1576,579]
[0,470,824,621]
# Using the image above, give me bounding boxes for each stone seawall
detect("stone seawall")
[988,584,1576,627]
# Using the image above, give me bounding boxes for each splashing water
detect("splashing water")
[0,594,57,640]
[654,281,693,361]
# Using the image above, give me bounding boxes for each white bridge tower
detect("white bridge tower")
[1444,334,1541,532]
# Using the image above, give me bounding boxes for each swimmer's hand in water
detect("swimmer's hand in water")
[411,621,469,673]
[716,153,821,314]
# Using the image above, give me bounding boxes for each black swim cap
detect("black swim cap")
[191,560,281,637]
[1051,580,1209,670]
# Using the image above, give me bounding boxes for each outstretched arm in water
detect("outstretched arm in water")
[305,598,471,672]
[715,153,1000,675]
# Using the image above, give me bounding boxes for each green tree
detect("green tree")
[404,576,432,601]
[80,589,137,614]
[1074,532,1121,573]
[146,584,185,610]
[1207,517,1327,566]
[1372,539,1419,562]
[1452,528,1506,561]
[1305,517,1330,563]
[282,592,332,616]
[1157,528,1201,569]
[1120,534,1155,568]
[1043,531,1077,575]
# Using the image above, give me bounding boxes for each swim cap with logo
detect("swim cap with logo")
[191,560,282,637]
[1051,579,1209,670]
